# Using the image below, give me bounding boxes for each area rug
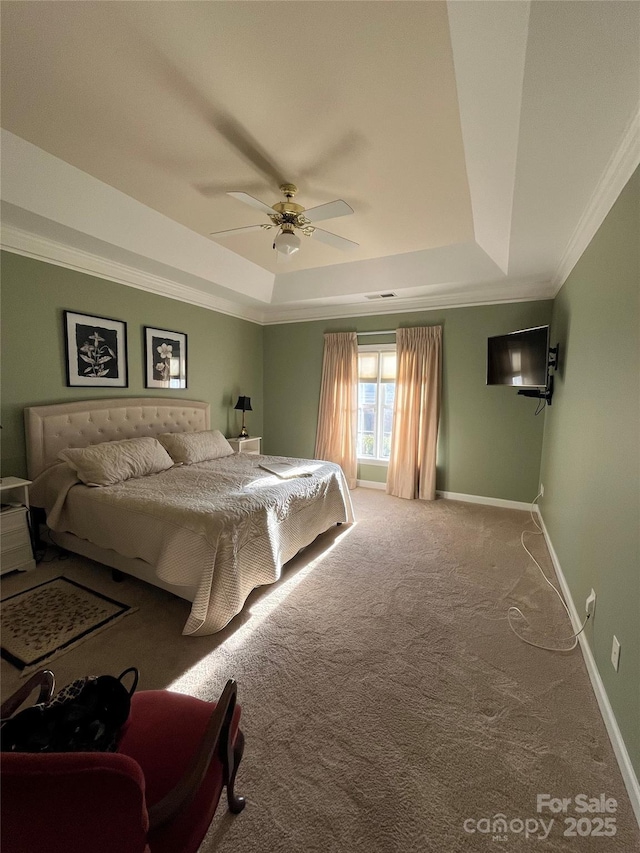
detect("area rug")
[1,577,136,673]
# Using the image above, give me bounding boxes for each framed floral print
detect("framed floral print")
[144,327,188,389]
[64,311,128,387]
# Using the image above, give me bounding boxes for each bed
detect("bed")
[25,399,354,635]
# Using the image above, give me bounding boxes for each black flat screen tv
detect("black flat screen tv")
[487,325,550,389]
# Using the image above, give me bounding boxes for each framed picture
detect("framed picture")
[64,311,128,387]
[144,327,188,389]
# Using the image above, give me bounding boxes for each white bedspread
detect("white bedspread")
[32,454,354,635]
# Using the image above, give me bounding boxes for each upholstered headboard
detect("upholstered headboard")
[24,398,211,479]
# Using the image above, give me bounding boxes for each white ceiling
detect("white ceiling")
[1,1,639,324]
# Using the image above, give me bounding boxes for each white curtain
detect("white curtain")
[314,331,358,489]
[386,326,442,500]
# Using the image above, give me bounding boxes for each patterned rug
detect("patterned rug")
[1,577,136,673]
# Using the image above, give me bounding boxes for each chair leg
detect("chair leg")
[225,728,246,814]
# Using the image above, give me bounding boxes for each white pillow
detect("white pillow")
[158,429,234,465]
[58,437,174,487]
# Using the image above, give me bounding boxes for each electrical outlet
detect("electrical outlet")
[611,636,621,671]
[585,589,596,617]
[540,483,544,497]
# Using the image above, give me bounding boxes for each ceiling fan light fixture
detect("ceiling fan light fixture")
[274,227,301,256]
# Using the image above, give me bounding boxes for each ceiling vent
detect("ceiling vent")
[365,292,397,300]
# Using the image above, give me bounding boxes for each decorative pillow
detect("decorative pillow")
[158,429,234,465]
[58,437,174,487]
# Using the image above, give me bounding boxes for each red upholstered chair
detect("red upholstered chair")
[1,676,246,853]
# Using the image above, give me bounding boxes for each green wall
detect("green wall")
[0,251,263,478]
[263,300,553,502]
[0,250,552,501]
[539,167,640,774]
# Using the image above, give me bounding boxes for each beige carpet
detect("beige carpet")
[1,489,637,851]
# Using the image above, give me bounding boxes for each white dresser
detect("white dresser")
[1,477,36,574]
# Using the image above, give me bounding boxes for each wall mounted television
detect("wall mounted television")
[487,325,550,389]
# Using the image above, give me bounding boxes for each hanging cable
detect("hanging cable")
[507,491,589,651]
[534,398,547,416]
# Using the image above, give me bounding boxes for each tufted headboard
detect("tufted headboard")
[25,398,210,479]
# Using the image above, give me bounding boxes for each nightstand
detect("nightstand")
[1,477,36,574]
[228,436,262,455]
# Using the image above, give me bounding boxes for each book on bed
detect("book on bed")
[258,462,313,479]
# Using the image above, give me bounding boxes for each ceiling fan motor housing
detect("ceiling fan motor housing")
[270,200,312,233]
[271,201,305,217]
[269,183,313,232]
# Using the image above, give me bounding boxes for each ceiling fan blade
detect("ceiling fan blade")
[298,131,366,182]
[196,180,267,198]
[303,199,354,223]
[210,224,271,236]
[310,228,359,251]
[138,46,285,186]
[227,192,275,216]
[213,111,286,185]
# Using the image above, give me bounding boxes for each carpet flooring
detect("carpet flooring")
[1,489,637,851]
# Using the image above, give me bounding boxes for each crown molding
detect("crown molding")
[0,224,264,325]
[261,281,554,325]
[2,223,554,328]
[553,105,640,293]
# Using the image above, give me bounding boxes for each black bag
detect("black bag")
[0,667,139,753]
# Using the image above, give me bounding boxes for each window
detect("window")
[357,345,396,461]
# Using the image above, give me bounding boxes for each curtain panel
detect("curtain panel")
[314,331,358,489]
[386,326,442,500]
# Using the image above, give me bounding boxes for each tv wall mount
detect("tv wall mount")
[517,344,559,406]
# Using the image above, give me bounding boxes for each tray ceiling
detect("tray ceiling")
[1,1,638,322]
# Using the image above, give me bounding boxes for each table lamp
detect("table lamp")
[234,396,252,438]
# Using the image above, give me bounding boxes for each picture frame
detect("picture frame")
[144,327,188,389]
[64,310,128,388]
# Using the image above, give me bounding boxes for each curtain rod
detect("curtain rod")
[356,330,396,337]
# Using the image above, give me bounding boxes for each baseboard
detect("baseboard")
[356,483,535,510]
[436,490,533,511]
[537,512,640,828]
[356,479,386,491]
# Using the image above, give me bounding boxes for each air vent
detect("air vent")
[364,292,397,300]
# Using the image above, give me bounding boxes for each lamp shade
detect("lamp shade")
[274,229,301,256]
[234,396,252,412]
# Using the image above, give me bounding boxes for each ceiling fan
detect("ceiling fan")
[210,183,358,257]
